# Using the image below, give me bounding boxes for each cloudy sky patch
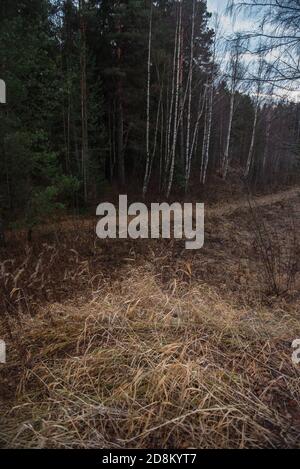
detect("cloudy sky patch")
[207,0,255,36]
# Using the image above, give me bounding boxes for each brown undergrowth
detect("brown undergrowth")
[0,190,299,448]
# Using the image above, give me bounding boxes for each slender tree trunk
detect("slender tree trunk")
[2,140,12,211]
[67,74,71,174]
[201,83,214,184]
[108,109,115,182]
[164,14,179,187]
[200,93,208,183]
[73,123,80,174]
[79,0,89,203]
[163,82,170,187]
[116,15,125,188]
[144,89,162,196]
[159,98,165,193]
[222,90,234,179]
[143,3,153,198]
[185,0,195,193]
[245,103,258,178]
[0,216,5,247]
[166,2,182,198]
[262,106,271,177]
[179,25,184,168]
[185,87,207,191]
[117,86,125,187]
[221,38,244,180]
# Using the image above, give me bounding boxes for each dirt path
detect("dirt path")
[37,186,300,232]
[207,187,300,218]
[6,186,300,240]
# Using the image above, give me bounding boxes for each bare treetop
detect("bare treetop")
[227,0,300,92]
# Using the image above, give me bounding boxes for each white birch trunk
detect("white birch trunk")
[166,2,182,198]
[165,17,179,180]
[201,83,214,184]
[222,90,234,179]
[200,94,208,183]
[186,87,207,191]
[244,103,258,178]
[185,0,196,192]
[144,89,163,196]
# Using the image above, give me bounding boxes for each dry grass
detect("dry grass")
[0,190,300,449]
[1,265,300,449]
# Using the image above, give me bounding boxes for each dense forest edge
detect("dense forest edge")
[0,0,300,235]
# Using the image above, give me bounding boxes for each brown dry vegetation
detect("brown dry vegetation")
[0,188,300,449]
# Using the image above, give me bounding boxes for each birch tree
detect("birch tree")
[200,82,214,184]
[166,1,182,198]
[200,17,221,185]
[244,56,265,178]
[143,2,153,197]
[227,1,300,86]
[164,9,179,184]
[184,0,196,193]
[222,37,244,179]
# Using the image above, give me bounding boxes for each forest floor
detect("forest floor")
[0,186,300,448]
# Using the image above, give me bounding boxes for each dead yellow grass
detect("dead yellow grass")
[1,265,300,449]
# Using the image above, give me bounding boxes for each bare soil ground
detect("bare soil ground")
[0,187,299,448]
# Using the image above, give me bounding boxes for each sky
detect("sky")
[206,0,300,101]
[206,0,255,36]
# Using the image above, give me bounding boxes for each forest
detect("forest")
[0,0,300,453]
[0,0,299,228]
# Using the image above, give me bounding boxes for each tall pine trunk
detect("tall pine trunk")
[143,3,153,198]
[117,84,125,188]
[79,0,89,203]
[116,15,125,188]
